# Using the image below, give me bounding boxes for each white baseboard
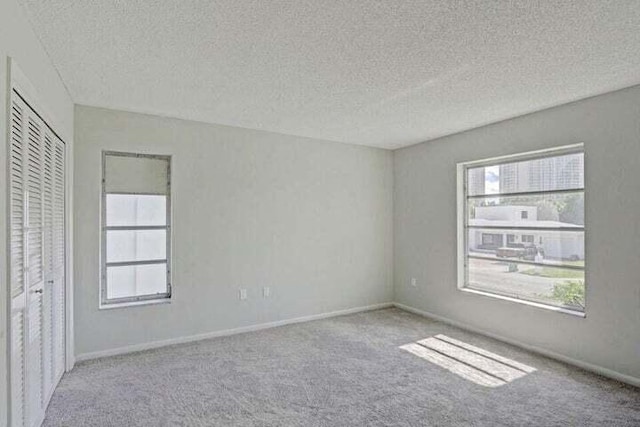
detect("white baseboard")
[66,354,76,372]
[393,302,640,388]
[75,302,393,362]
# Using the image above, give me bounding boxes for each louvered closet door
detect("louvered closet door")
[51,136,66,381]
[9,90,65,427]
[41,128,65,403]
[26,102,46,427]
[42,131,54,401]
[9,91,28,427]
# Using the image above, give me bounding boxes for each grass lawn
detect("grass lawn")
[520,266,584,279]
[563,260,585,267]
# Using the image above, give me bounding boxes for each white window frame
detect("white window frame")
[100,151,172,307]
[456,144,585,317]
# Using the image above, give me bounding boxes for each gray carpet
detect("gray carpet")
[44,308,640,426]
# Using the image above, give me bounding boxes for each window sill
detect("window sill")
[459,287,586,318]
[99,298,171,310]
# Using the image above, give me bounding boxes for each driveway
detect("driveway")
[467,258,568,306]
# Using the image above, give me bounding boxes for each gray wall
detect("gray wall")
[1,0,75,422]
[74,105,394,357]
[394,85,640,380]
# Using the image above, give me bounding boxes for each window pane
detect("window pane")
[467,152,584,196]
[104,154,169,194]
[106,229,166,263]
[468,228,584,264]
[467,258,585,311]
[106,194,166,226]
[468,192,585,227]
[106,263,167,299]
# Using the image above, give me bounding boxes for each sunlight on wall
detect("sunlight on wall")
[400,334,536,387]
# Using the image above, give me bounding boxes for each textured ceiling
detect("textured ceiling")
[21,0,640,149]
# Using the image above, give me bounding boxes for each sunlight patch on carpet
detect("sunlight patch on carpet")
[400,334,536,387]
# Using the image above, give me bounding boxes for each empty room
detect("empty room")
[2,0,640,426]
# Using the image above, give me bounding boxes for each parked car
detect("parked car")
[496,244,539,261]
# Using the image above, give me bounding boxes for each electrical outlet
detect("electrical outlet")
[239,288,247,300]
[263,287,271,298]
[410,277,417,287]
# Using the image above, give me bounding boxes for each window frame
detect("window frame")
[100,151,172,307]
[456,143,585,317]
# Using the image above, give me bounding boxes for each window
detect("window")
[481,233,503,248]
[101,152,171,306]
[458,145,585,314]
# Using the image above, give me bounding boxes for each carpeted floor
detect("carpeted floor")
[44,308,640,426]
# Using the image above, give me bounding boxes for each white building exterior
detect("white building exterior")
[468,205,584,261]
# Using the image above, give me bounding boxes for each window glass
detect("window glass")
[106,194,166,226]
[467,152,584,196]
[467,259,584,308]
[106,229,167,263]
[102,152,171,305]
[461,148,585,312]
[106,263,167,299]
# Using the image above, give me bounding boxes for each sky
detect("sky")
[485,166,500,194]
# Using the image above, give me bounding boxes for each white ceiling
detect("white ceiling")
[21,0,640,149]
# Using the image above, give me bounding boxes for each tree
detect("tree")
[534,200,559,221]
[558,194,584,225]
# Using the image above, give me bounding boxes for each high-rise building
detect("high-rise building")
[467,167,486,195]
[498,153,584,193]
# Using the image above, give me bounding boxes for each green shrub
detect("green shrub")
[552,280,585,309]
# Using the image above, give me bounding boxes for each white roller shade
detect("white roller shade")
[104,153,169,195]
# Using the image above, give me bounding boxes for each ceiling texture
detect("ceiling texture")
[21,0,640,149]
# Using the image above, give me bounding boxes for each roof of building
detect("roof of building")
[469,219,583,229]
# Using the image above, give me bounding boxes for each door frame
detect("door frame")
[5,57,75,425]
